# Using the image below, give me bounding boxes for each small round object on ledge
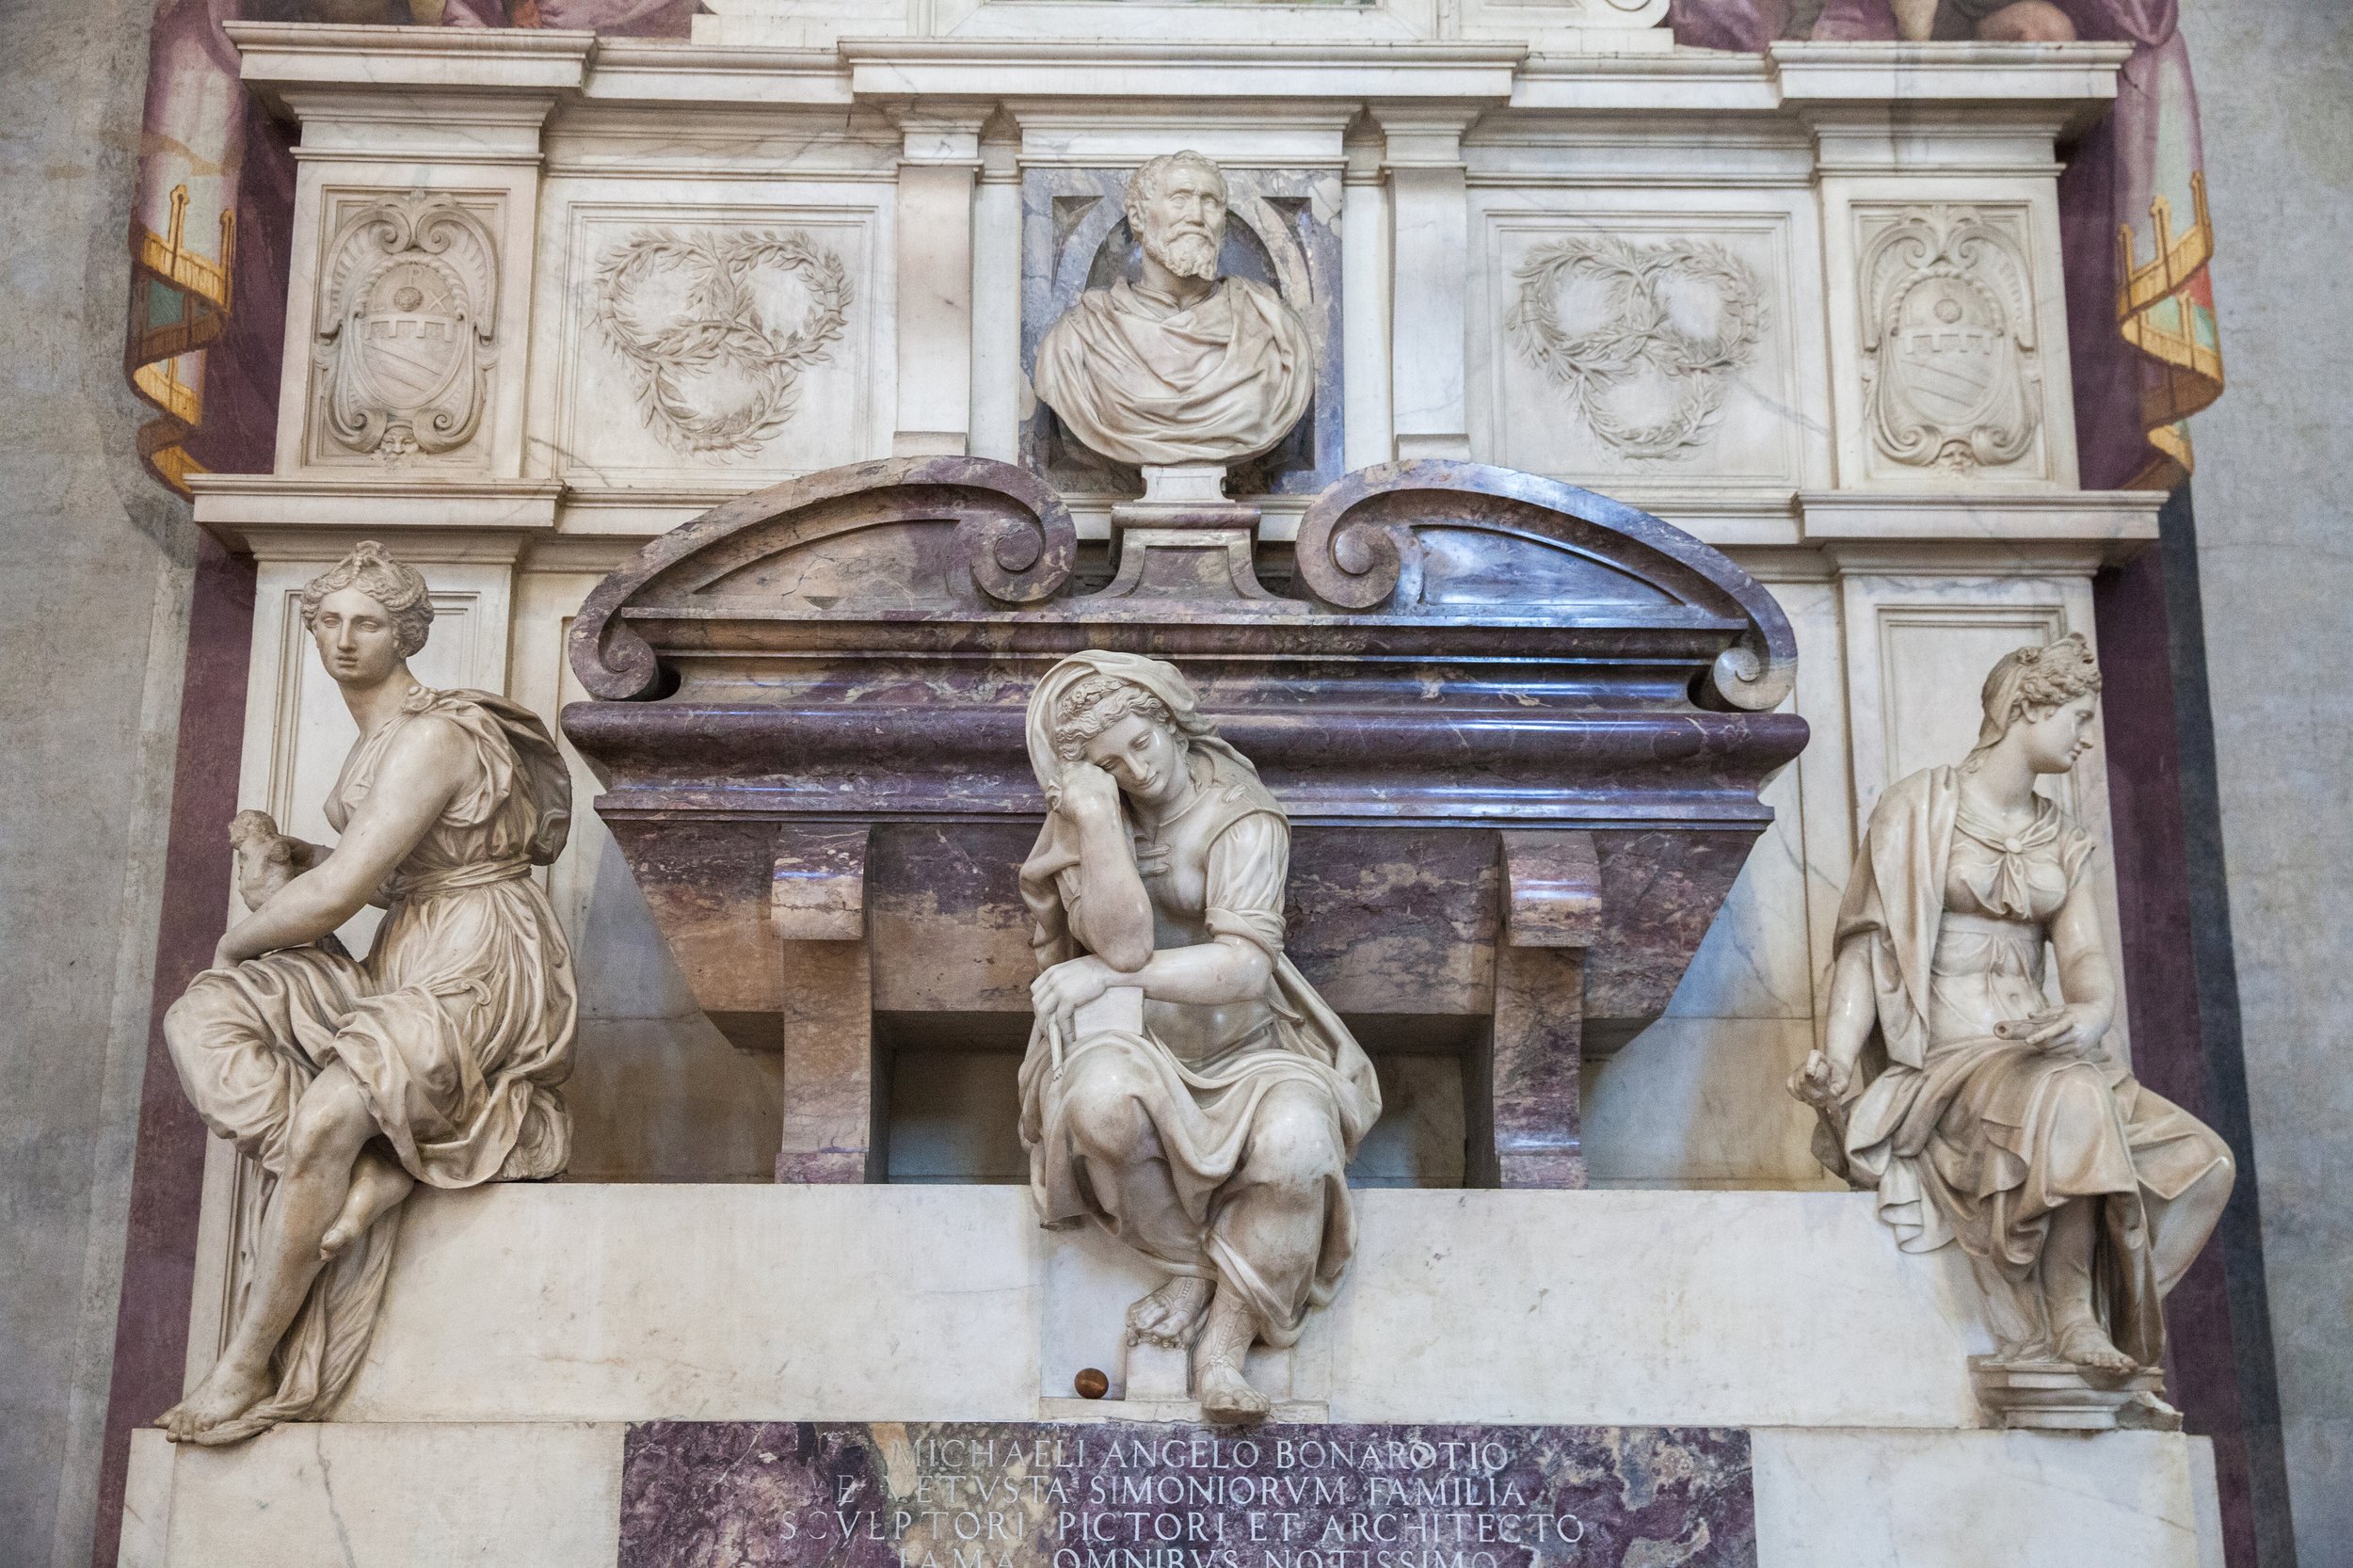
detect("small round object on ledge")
[1073,1368,1110,1400]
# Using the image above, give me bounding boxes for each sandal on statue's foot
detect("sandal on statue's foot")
[1195,1360,1271,1423]
[1126,1275,1214,1349]
[1191,1289,1269,1424]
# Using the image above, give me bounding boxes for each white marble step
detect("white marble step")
[298,1185,1993,1429]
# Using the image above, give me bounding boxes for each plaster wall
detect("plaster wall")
[0,1,188,1566]
[2181,4,2353,1562]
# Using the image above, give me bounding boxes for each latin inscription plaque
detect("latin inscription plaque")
[620,1423,1753,1568]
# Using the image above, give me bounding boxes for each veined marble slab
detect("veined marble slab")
[323,1186,1990,1429]
[616,1421,1754,1568]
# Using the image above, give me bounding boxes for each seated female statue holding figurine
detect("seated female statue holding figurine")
[159,541,575,1445]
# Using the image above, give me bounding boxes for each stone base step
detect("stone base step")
[120,1422,2224,1568]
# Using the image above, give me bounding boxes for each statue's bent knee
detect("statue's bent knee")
[1064,1055,1158,1162]
[1244,1089,1342,1190]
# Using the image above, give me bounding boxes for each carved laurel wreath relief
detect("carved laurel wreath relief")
[314,191,500,464]
[1505,235,1765,460]
[592,229,853,458]
[1859,205,2042,472]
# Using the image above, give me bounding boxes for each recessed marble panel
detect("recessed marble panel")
[889,1049,1031,1185]
[542,193,888,487]
[1751,1430,2216,1568]
[567,1016,784,1183]
[1657,760,1814,1025]
[1020,166,1344,499]
[1474,203,1817,489]
[1579,1019,1832,1192]
[1350,1055,1468,1190]
[616,1421,1755,1568]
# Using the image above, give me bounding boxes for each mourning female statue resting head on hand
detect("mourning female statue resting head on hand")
[1794,633,2233,1402]
[1017,651,1381,1422]
[157,541,575,1446]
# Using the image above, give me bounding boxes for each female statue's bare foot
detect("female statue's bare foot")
[1126,1274,1214,1348]
[157,1354,272,1443]
[321,1148,412,1261]
[2053,1317,2138,1375]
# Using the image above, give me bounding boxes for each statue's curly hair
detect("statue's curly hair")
[1972,632,2103,750]
[1050,675,1176,762]
[299,540,434,657]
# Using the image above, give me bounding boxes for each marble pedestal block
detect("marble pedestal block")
[302,1185,1992,1428]
[121,1187,2223,1567]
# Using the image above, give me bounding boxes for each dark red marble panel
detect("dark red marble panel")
[619,1421,1754,1568]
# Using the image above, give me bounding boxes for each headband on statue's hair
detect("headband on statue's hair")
[1973,632,2103,749]
[1022,650,1255,794]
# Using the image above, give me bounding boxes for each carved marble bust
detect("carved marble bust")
[1792,634,2233,1424]
[1017,651,1381,1421]
[157,542,576,1445]
[1032,152,1316,471]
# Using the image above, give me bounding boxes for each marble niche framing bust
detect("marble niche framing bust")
[1032,152,1317,472]
[157,541,577,1446]
[1018,651,1381,1421]
[1793,634,2234,1409]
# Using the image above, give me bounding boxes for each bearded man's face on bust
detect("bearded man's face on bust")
[1133,158,1226,284]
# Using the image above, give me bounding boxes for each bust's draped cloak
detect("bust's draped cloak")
[1032,276,1315,469]
[1015,652,1380,1344]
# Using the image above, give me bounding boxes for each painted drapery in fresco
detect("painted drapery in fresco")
[127,0,291,492]
[124,0,694,497]
[1668,0,2221,489]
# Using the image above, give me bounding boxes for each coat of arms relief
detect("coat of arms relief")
[313,191,501,465]
[1858,204,2044,473]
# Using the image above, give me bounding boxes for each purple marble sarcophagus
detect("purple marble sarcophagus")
[561,457,1805,1188]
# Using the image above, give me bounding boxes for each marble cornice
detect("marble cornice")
[1797,489,2161,546]
[839,40,1528,103]
[188,473,563,558]
[228,21,594,99]
[227,25,2134,155]
[583,41,855,105]
[183,472,2162,576]
[1767,40,2136,104]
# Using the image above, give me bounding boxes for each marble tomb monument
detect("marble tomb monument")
[118,15,2237,1567]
